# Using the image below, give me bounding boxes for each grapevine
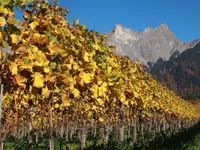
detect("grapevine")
[0,0,200,149]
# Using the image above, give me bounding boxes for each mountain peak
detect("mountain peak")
[155,24,172,33]
[107,24,187,67]
[158,23,168,29]
[113,24,123,31]
[143,24,169,33]
[113,24,138,34]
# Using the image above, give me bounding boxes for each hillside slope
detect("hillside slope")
[153,42,200,99]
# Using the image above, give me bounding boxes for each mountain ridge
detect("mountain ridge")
[106,24,198,69]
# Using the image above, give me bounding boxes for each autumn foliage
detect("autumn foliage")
[0,0,200,149]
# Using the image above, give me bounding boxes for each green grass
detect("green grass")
[4,137,103,150]
[185,129,200,150]
[4,122,200,150]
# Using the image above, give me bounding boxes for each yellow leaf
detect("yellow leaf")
[21,99,29,107]
[120,93,128,105]
[31,45,38,52]
[0,17,6,26]
[61,93,70,106]
[9,62,18,75]
[90,85,98,99]
[65,64,72,70]
[48,43,65,54]
[0,48,2,59]
[10,34,18,44]
[44,66,51,73]
[99,117,104,122]
[107,66,112,73]
[15,75,26,88]
[33,33,49,44]
[97,98,104,105]
[55,103,60,108]
[80,72,91,84]
[97,80,103,85]
[83,52,90,62]
[92,44,100,50]
[19,63,33,71]
[46,74,57,83]
[108,82,113,86]
[91,105,97,110]
[73,63,79,70]
[29,21,38,30]
[33,72,44,88]
[98,83,107,97]
[53,87,60,93]
[33,51,48,67]
[69,83,74,91]
[69,34,75,40]
[0,32,3,40]
[72,88,80,98]
[102,82,108,88]
[0,8,9,14]
[42,86,50,98]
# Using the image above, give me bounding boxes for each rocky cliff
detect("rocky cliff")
[107,24,196,69]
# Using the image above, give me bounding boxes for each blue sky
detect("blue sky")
[16,0,200,42]
[65,0,200,42]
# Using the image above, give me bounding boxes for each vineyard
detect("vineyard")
[0,0,200,150]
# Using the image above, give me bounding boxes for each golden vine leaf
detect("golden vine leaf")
[42,86,50,98]
[83,52,90,62]
[72,88,80,98]
[33,33,49,45]
[97,98,104,105]
[48,43,65,55]
[9,62,18,75]
[61,93,70,106]
[99,117,104,122]
[78,72,93,86]
[29,21,38,30]
[0,32,2,40]
[0,48,2,59]
[33,72,44,88]
[55,103,60,108]
[10,34,19,44]
[0,17,6,26]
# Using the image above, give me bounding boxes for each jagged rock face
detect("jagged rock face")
[107,24,189,68]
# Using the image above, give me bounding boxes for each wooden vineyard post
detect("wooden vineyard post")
[60,118,64,138]
[80,121,87,150]
[118,103,125,146]
[65,124,69,150]
[0,84,4,150]
[102,124,110,147]
[49,95,54,150]
[140,121,144,142]
[28,105,33,150]
[132,118,137,144]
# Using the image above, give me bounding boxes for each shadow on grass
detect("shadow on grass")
[129,121,200,150]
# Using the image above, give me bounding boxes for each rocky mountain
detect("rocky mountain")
[153,42,200,99]
[106,24,197,69]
